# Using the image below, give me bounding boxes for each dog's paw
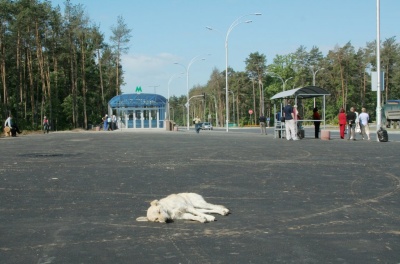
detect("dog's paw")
[221,208,229,215]
[205,215,215,222]
[198,217,207,223]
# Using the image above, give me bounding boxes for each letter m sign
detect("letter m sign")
[135,86,142,93]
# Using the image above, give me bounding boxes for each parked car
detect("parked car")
[202,122,213,130]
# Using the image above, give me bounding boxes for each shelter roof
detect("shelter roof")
[109,93,167,108]
[271,86,330,100]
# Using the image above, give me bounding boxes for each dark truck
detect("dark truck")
[382,100,400,128]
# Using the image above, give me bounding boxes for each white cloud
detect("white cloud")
[120,52,184,95]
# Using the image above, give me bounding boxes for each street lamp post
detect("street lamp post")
[309,66,324,107]
[207,13,262,132]
[268,73,293,109]
[180,104,186,127]
[224,88,235,125]
[376,0,382,137]
[258,80,264,116]
[167,72,184,120]
[148,85,159,94]
[210,94,219,127]
[174,55,206,131]
[284,77,293,91]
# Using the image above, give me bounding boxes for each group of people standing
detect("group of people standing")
[282,100,370,141]
[102,114,117,131]
[338,107,370,140]
[282,100,318,140]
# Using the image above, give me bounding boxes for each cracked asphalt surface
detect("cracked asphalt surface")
[1,129,399,263]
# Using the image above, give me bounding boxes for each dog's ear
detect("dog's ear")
[150,200,159,206]
[136,216,149,222]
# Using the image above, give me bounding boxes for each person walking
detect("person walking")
[103,114,108,131]
[259,114,267,135]
[112,114,117,130]
[359,107,371,140]
[354,107,361,135]
[293,105,298,136]
[283,100,298,141]
[338,108,347,139]
[312,107,321,139]
[43,116,50,134]
[346,107,357,140]
[107,115,112,131]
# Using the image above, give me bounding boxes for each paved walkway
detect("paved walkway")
[1,130,399,263]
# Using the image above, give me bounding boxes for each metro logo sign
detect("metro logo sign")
[135,86,142,93]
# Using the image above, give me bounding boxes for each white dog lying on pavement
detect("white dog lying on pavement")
[136,193,229,223]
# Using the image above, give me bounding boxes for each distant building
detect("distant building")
[108,93,167,129]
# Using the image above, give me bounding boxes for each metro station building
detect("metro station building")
[108,93,167,129]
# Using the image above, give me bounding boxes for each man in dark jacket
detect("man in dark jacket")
[346,107,357,140]
[259,114,267,135]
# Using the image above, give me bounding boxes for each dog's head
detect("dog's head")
[136,200,170,223]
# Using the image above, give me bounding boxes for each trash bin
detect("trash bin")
[321,130,330,140]
[165,120,171,131]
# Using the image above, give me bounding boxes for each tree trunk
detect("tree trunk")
[116,45,120,95]
[252,79,256,125]
[81,35,87,129]
[35,21,47,127]
[1,37,6,107]
[27,47,35,126]
[69,30,77,128]
[97,48,104,103]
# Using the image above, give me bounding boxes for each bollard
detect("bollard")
[321,130,330,140]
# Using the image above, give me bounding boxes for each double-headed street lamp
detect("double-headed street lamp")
[310,66,324,87]
[207,13,262,132]
[174,55,207,130]
[309,66,324,107]
[267,73,293,108]
[267,72,293,91]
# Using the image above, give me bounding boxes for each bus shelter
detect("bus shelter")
[270,86,330,139]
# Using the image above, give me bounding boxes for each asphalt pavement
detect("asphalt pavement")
[1,128,400,263]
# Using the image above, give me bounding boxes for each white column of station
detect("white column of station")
[141,110,144,128]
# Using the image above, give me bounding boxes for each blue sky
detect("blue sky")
[50,0,399,98]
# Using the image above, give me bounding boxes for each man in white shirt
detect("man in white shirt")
[358,107,370,140]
